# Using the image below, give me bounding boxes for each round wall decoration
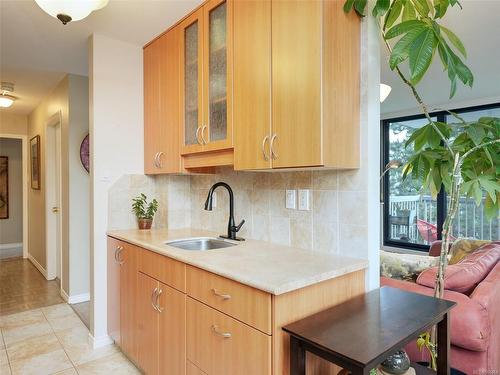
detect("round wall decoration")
[80,134,90,173]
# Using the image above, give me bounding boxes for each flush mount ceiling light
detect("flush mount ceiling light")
[0,82,17,108]
[380,83,392,103]
[34,0,109,25]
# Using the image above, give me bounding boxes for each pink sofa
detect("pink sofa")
[381,241,500,374]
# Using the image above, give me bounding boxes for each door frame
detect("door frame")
[0,133,28,259]
[45,111,63,282]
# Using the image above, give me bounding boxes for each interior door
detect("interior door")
[180,9,205,155]
[120,243,138,362]
[107,237,121,345]
[271,0,323,168]
[137,272,159,375]
[158,282,186,375]
[233,0,272,170]
[202,0,233,152]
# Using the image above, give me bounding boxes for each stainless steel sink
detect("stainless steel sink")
[165,237,238,251]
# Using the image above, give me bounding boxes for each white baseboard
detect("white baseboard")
[68,293,90,304]
[88,332,114,349]
[0,242,23,259]
[28,254,48,279]
[60,289,69,302]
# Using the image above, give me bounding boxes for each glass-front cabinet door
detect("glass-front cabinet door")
[180,9,204,154]
[202,0,233,152]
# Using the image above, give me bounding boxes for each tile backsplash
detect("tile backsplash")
[108,166,368,256]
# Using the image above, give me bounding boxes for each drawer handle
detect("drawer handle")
[212,288,231,300]
[116,246,124,265]
[212,325,231,338]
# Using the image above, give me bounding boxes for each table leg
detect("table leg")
[437,312,450,375]
[290,336,306,375]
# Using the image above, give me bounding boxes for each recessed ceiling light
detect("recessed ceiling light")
[0,82,17,108]
[34,0,109,25]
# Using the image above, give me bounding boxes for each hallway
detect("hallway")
[0,258,63,316]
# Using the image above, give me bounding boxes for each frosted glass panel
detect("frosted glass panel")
[184,21,199,146]
[208,2,227,142]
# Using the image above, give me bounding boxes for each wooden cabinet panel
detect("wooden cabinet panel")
[187,361,207,375]
[138,248,186,292]
[144,28,182,174]
[107,237,121,345]
[186,265,271,334]
[233,0,272,170]
[158,282,186,375]
[186,297,271,375]
[120,242,138,362]
[271,0,323,168]
[137,272,159,375]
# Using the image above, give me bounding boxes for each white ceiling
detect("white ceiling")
[381,0,500,116]
[0,0,203,115]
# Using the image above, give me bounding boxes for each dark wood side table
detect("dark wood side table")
[283,286,456,375]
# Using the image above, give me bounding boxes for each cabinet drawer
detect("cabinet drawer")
[186,265,271,334]
[138,248,186,292]
[187,297,271,375]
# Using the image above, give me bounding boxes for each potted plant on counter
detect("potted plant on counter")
[132,193,158,230]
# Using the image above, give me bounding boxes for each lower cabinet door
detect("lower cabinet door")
[137,272,159,375]
[107,238,121,345]
[158,282,186,375]
[186,297,272,375]
[120,243,138,362]
[187,361,207,375]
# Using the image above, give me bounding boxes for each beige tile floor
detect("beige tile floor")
[0,303,140,375]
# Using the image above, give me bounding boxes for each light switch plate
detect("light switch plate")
[285,190,297,209]
[298,189,311,211]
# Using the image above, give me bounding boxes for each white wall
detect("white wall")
[89,33,144,345]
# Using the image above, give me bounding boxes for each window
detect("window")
[382,103,500,251]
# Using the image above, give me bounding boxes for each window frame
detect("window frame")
[381,102,500,252]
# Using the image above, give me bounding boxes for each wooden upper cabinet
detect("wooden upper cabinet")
[234,0,360,170]
[180,0,233,156]
[233,0,272,170]
[144,28,182,174]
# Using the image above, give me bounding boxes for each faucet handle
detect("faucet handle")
[232,219,245,233]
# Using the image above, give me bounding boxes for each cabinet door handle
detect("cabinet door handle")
[116,247,125,265]
[153,152,159,168]
[270,133,278,160]
[212,325,231,338]
[157,152,164,169]
[114,246,123,264]
[195,127,202,145]
[201,125,208,145]
[151,287,159,311]
[155,288,164,313]
[212,288,231,300]
[261,135,270,161]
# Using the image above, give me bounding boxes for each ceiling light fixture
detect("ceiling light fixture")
[0,82,17,108]
[34,0,109,25]
[380,83,392,103]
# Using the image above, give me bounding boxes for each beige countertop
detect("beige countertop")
[107,228,368,295]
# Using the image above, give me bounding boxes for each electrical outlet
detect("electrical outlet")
[285,190,297,209]
[298,189,311,210]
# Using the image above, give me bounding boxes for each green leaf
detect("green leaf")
[471,181,483,206]
[434,0,450,18]
[343,0,356,13]
[384,0,403,29]
[389,25,427,69]
[484,194,500,219]
[385,20,426,39]
[354,0,368,16]
[440,25,466,57]
[409,27,438,84]
[411,0,430,16]
[402,0,416,21]
[466,125,486,146]
[478,175,500,203]
[372,0,390,18]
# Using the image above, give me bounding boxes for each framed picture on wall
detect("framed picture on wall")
[0,156,8,219]
[30,135,40,190]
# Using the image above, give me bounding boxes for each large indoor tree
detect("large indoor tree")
[344,0,500,368]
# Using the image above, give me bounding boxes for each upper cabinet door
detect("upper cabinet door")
[180,9,204,155]
[144,40,161,174]
[271,0,323,168]
[233,0,271,171]
[202,0,233,152]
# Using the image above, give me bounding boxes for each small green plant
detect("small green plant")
[132,193,158,220]
[417,332,437,370]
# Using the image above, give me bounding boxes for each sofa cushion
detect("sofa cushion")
[417,243,500,294]
[449,238,491,264]
[380,250,439,282]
